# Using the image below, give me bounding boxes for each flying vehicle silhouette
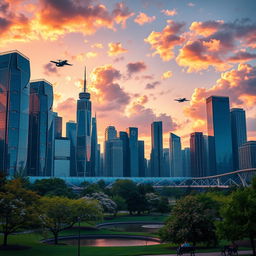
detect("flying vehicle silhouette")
[50,60,72,67]
[174,98,190,103]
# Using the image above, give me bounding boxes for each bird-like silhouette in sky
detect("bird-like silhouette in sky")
[50,59,72,67]
[174,98,190,103]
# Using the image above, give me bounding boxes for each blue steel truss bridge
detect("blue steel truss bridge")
[28,168,256,189]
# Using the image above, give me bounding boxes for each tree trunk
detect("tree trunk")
[249,233,256,256]
[54,233,59,245]
[3,233,8,246]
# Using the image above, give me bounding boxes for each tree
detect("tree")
[146,193,161,213]
[112,195,127,212]
[31,178,75,198]
[111,179,137,200]
[160,195,217,246]
[39,196,102,244]
[217,184,256,256]
[0,179,39,246]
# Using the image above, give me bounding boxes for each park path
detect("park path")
[142,250,253,256]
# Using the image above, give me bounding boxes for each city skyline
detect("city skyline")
[0,0,256,158]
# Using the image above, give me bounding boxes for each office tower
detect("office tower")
[27,80,54,176]
[119,131,130,177]
[66,121,77,176]
[138,140,145,177]
[96,144,101,176]
[91,115,98,177]
[127,127,139,177]
[231,108,247,170]
[54,113,62,138]
[0,51,30,176]
[169,133,182,177]
[190,132,206,177]
[163,148,170,177]
[100,153,104,176]
[76,67,92,176]
[54,138,70,177]
[182,147,191,177]
[150,122,163,177]
[104,126,123,176]
[239,141,256,169]
[206,96,233,174]
[203,135,210,176]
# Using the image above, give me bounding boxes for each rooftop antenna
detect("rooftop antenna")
[83,66,87,93]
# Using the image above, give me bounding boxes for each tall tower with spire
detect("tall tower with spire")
[76,67,92,176]
[91,113,99,176]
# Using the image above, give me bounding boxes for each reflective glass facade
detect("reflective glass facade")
[91,116,98,176]
[206,96,233,174]
[27,80,54,176]
[169,133,182,177]
[127,127,139,177]
[138,140,145,177]
[119,131,130,177]
[0,51,30,176]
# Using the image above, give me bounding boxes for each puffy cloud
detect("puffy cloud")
[0,0,134,45]
[177,20,256,72]
[145,81,161,89]
[144,20,185,61]
[161,9,177,17]
[86,51,98,58]
[43,63,59,76]
[90,65,130,111]
[126,61,147,76]
[134,12,156,25]
[55,97,76,121]
[184,64,256,131]
[91,43,103,48]
[108,42,128,56]
[161,70,173,79]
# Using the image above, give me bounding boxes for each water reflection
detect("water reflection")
[62,238,160,247]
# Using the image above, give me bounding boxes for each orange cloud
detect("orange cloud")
[184,64,256,131]
[91,43,103,49]
[161,9,177,17]
[161,70,173,79]
[134,12,156,25]
[190,20,224,37]
[86,52,98,58]
[144,20,185,61]
[108,42,128,56]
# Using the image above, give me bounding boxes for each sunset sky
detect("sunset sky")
[1,0,256,157]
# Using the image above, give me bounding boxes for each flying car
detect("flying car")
[50,60,72,67]
[174,98,190,103]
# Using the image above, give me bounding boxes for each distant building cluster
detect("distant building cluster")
[0,51,255,178]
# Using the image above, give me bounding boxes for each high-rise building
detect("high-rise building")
[0,51,30,176]
[91,115,98,176]
[54,113,62,138]
[150,122,163,177]
[138,140,145,177]
[127,127,139,177]
[66,121,77,176]
[169,133,182,177]
[203,135,210,176]
[96,144,101,176]
[190,132,206,177]
[104,126,123,177]
[231,108,247,170]
[27,80,54,176]
[54,138,70,177]
[239,141,256,169]
[76,67,92,176]
[119,131,130,177]
[163,148,170,177]
[182,147,191,177]
[206,96,233,174]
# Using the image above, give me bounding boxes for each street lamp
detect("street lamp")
[77,217,81,256]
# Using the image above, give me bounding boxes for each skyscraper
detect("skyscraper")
[119,131,130,177]
[54,113,62,138]
[66,121,77,176]
[0,51,30,176]
[76,67,92,176]
[150,122,163,177]
[206,96,233,174]
[138,140,145,177]
[190,132,206,177]
[182,147,191,177]
[231,108,247,170]
[163,148,170,177]
[91,115,98,176]
[169,133,182,177]
[127,127,139,177]
[27,80,54,176]
[239,141,256,169]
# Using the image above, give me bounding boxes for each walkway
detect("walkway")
[142,250,252,256]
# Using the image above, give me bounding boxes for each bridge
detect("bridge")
[28,168,256,189]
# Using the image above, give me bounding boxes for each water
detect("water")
[62,237,160,247]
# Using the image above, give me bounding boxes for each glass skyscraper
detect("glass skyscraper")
[150,122,163,177]
[119,131,130,177]
[27,80,54,176]
[0,51,30,176]
[127,127,139,177]
[138,140,145,177]
[169,133,182,177]
[76,67,92,176]
[231,108,247,170]
[206,96,233,174]
[91,115,98,177]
